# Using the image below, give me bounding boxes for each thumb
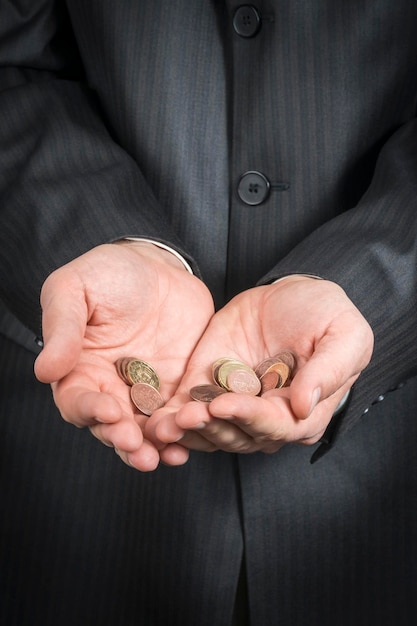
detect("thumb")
[289,321,373,419]
[34,275,87,383]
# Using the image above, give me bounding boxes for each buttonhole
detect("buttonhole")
[270,182,290,191]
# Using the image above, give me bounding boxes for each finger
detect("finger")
[162,400,210,434]
[34,277,87,383]
[147,398,254,454]
[90,413,144,450]
[114,439,161,472]
[167,424,255,454]
[54,387,125,428]
[209,392,290,439]
[208,390,337,448]
[294,381,354,445]
[158,442,191,466]
[196,420,255,452]
[289,313,373,419]
[174,399,265,452]
[145,389,197,445]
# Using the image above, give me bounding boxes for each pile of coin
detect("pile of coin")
[189,351,295,403]
[115,357,165,415]
[116,351,296,411]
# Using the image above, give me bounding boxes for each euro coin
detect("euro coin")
[124,359,160,389]
[189,384,229,402]
[130,382,164,415]
[259,370,281,393]
[226,368,262,395]
[255,351,295,387]
[217,359,256,391]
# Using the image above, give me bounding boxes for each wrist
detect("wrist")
[272,274,323,286]
[114,239,192,272]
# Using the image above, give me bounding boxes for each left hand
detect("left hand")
[34,241,215,471]
[146,276,374,461]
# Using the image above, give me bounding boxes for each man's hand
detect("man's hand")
[34,241,214,471]
[146,277,374,460]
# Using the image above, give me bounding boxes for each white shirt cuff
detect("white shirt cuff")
[123,238,194,274]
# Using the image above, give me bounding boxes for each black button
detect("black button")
[233,5,262,38]
[237,171,270,205]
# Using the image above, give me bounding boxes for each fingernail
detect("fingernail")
[309,387,321,416]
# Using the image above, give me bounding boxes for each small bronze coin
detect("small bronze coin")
[130,382,165,415]
[226,368,262,396]
[115,357,137,385]
[264,362,290,387]
[259,370,281,393]
[189,384,229,403]
[275,350,296,370]
[255,351,295,387]
[255,356,278,378]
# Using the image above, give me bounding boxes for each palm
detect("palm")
[34,243,214,469]
[147,278,373,457]
[181,279,369,387]
[172,283,318,391]
[76,254,213,398]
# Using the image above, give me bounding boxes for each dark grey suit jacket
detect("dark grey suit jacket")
[1,2,417,625]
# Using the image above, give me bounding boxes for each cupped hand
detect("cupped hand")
[146,276,374,460]
[34,241,214,471]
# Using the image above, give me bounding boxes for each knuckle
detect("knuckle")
[254,428,284,447]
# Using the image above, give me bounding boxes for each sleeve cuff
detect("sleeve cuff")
[123,238,194,274]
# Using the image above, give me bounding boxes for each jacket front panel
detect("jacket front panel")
[66,0,417,303]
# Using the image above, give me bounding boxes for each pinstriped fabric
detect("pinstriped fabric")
[225,0,417,436]
[0,0,231,326]
[0,334,243,626]
[67,0,232,307]
[238,378,417,625]
[0,78,189,333]
[1,1,417,624]
[2,0,417,411]
[2,350,417,625]
[226,0,417,296]
[268,121,417,433]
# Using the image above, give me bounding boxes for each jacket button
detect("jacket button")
[237,171,270,205]
[233,5,262,38]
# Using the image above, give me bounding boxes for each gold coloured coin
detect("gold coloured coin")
[125,359,160,389]
[212,357,236,385]
[217,359,255,391]
[190,352,296,402]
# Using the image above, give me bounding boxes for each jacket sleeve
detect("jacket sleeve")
[260,118,417,450]
[0,1,197,334]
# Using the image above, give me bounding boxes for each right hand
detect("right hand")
[34,241,214,471]
[146,277,373,459]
